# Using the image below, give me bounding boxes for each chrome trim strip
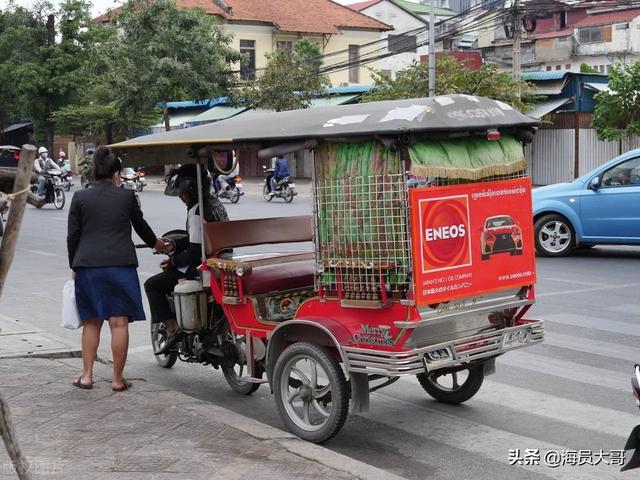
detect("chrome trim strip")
[395,297,533,329]
[344,320,544,377]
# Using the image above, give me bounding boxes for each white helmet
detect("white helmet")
[38,146,48,155]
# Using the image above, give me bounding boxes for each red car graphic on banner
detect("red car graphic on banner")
[409,178,536,307]
[480,215,523,260]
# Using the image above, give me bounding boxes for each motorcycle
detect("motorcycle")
[31,169,65,210]
[138,231,259,394]
[621,364,640,471]
[136,168,146,192]
[262,166,297,203]
[212,173,243,204]
[61,171,73,191]
[120,168,138,190]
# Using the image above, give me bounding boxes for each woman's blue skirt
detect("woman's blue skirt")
[75,266,146,322]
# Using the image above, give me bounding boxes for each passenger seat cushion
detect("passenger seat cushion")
[242,260,315,295]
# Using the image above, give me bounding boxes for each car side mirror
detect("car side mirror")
[588,177,600,190]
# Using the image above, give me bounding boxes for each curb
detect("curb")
[48,356,407,480]
[182,396,408,480]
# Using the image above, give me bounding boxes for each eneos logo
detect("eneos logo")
[419,195,471,272]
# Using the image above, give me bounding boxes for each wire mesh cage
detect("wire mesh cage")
[314,173,412,305]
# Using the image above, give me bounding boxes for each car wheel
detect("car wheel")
[534,214,575,257]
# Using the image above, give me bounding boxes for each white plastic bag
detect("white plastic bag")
[61,280,83,330]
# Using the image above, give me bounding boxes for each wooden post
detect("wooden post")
[0,145,37,479]
[0,145,36,295]
[0,392,31,479]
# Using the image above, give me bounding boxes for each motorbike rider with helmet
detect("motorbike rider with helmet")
[144,164,229,355]
[33,147,59,197]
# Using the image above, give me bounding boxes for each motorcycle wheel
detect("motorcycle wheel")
[65,182,71,192]
[0,219,3,237]
[221,326,261,395]
[53,188,65,210]
[263,184,273,202]
[136,182,143,193]
[284,187,294,203]
[416,365,484,404]
[273,342,349,443]
[229,187,240,204]
[81,175,89,188]
[150,322,178,368]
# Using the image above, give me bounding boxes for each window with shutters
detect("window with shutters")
[578,26,602,44]
[348,44,359,83]
[240,39,256,80]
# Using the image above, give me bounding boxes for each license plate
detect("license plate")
[289,183,296,188]
[502,330,530,349]
[235,183,243,189]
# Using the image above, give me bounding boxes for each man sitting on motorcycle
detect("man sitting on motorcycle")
[266,155,290,197]
[33,147,59,196]
[145,164,229,355]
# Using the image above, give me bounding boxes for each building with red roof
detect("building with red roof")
[98,0,392,86]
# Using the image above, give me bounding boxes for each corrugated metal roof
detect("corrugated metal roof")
[187,106,248,125]
[308,94,361,107]
[520,71,570,81]
[584,82,611,93]
[574,8,640,28]
[392,0,456,16]
[534,28,573,39]
[526,98,572,119]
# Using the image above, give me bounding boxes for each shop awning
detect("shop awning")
[526,97,572,119]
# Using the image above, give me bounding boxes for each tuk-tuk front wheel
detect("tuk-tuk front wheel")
[273,342,349,443]
[416,365,484,404]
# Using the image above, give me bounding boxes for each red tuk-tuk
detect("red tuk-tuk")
[112,95,543,443]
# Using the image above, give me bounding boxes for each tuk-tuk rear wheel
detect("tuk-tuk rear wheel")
[273,342,349,443]
[416,365,484,404]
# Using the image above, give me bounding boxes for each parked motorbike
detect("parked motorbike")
[138,230,260,394]
[262,167,297,203]
[212,173,243,204]
[31,170,65,210]
[621,364,640,471]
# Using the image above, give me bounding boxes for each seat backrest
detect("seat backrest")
[204,215,313,256]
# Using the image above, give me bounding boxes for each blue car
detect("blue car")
[533,149,640,256]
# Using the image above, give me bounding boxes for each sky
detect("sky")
[0,0,373,17]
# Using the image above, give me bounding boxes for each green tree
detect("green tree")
[15,0,96,148]
[362,56,535,111]
[113,0,240,131]
[593,62,640,140]
[0,4,45,135]
[234,38,330,112]
[580,63,599,74]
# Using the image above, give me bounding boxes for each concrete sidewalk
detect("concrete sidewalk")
[0,357,405,480]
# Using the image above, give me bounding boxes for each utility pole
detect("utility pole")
[512,0,523,100]
[428,0,436,96]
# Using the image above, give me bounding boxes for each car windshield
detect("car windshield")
[486,216,514,228]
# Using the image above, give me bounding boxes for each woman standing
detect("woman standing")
[67,146,166,391]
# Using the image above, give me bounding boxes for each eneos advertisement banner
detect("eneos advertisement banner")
[409,178,536,306]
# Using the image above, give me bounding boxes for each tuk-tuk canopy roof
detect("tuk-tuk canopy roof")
[110,95,539,167]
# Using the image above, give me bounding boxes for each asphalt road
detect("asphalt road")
[2,179,640,480]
